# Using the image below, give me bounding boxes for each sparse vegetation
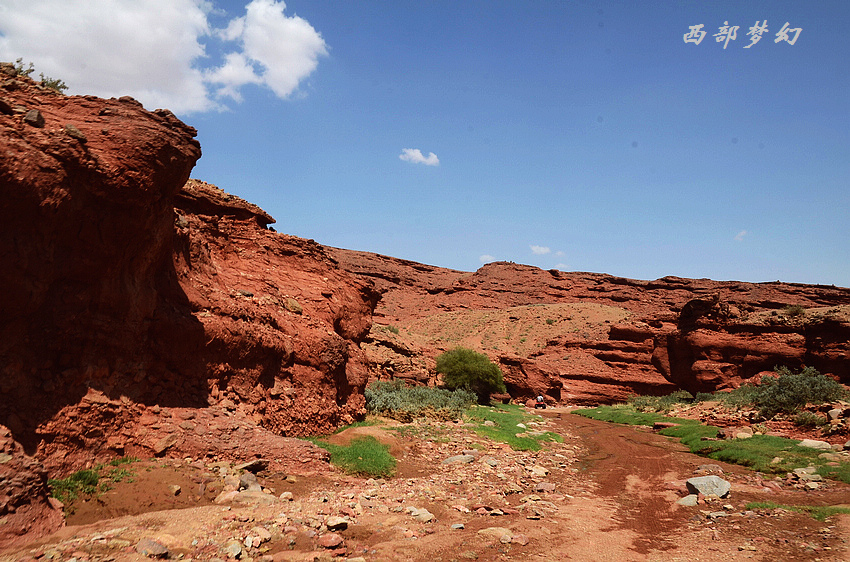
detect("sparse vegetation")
[12,58,67,92]
[365,379,477,422]
[793,411,828,428]
[782,304,806,318]
[48,457,139,505]
[465,404,562,451]
[48,469,100,504]
[436,347,506,403]
[576,405,850,479]
[309,436,396,478]
[746,501,850,522]
[627,390,694,413]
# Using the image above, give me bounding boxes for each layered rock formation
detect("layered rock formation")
[331,251,850,403]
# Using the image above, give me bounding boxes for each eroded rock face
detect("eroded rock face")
[0,65,378,475]
[0,63,202,454]
[0,425,63,549]
[331,250,850,402]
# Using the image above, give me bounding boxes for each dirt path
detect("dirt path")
[545,408,850,561]
[5,410,850,561]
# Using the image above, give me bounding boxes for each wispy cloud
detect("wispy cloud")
[530,245,551,255]
[399,148,440,166]
[735,230,748,241]
[0,0,327,114]
[554,263,569,270]
[479,254,496,263]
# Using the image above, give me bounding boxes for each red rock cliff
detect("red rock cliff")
[0,65,377,483]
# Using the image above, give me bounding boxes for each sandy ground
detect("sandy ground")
[4,408,850,561]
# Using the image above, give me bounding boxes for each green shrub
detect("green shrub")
[365,379,477,422]
[694,392,716,402]
[436,347,506,403]
[546,318,556,325]
[12,59,67,93]
[39,73,68,93]
[754,366,846,417]
[717,384,761,410]
[782,305,805,318]
[13,58,34,77]
[793,411,828,428]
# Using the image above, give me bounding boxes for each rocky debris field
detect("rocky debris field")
[5,408,850,561]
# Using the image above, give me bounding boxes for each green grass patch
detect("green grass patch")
[746,501,850,522]
[576,405,849,480]
[48,457,140,504]
[577,404,699,427]
[465,404,562,451]
[308,436,396,478]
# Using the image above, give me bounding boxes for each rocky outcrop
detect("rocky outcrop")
[0,64,378,481]
[0,425,63,549]
[331,250,850,403]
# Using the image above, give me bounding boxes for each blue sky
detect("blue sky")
[1,1,848,286]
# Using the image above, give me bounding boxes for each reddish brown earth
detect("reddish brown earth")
[330,249,850,404]
[5,411,850,561]
[2,60,850,553]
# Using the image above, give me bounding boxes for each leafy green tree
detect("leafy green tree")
[436,347,506,403]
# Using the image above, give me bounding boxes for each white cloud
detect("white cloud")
[210,0,327,100]
[735,230,748,241]
[0,0,327,114]
[554,263,569,270]
[399,148,439,166]
[479,254,496,263]
[530,245,551,255]
[555,250,565,257]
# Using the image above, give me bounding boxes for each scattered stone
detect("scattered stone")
[534,482,556,493]
[318,533,344,548]
[23,109,44,127]
[222,539,242,559]
[686,476,731,498]
[407,507,435,522]
[511,533,530,546]
[478,527,513,542]
[153,433,178,456]
[326,516,348,531]
[136,538,168,558]
[529,465,549,477]
[167,484,181,496]
[239,472,262,492]
[235,459,269,473]
[451,523,465,530]
[284,297,303,314]
[828,408,842,421]
[677,495,699,507]
[798,439,832,451]
[443,454,476,465]
[483,420,496,427]
[64,124,87,142]
[481,456,500,467]
[280,491,293,501]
